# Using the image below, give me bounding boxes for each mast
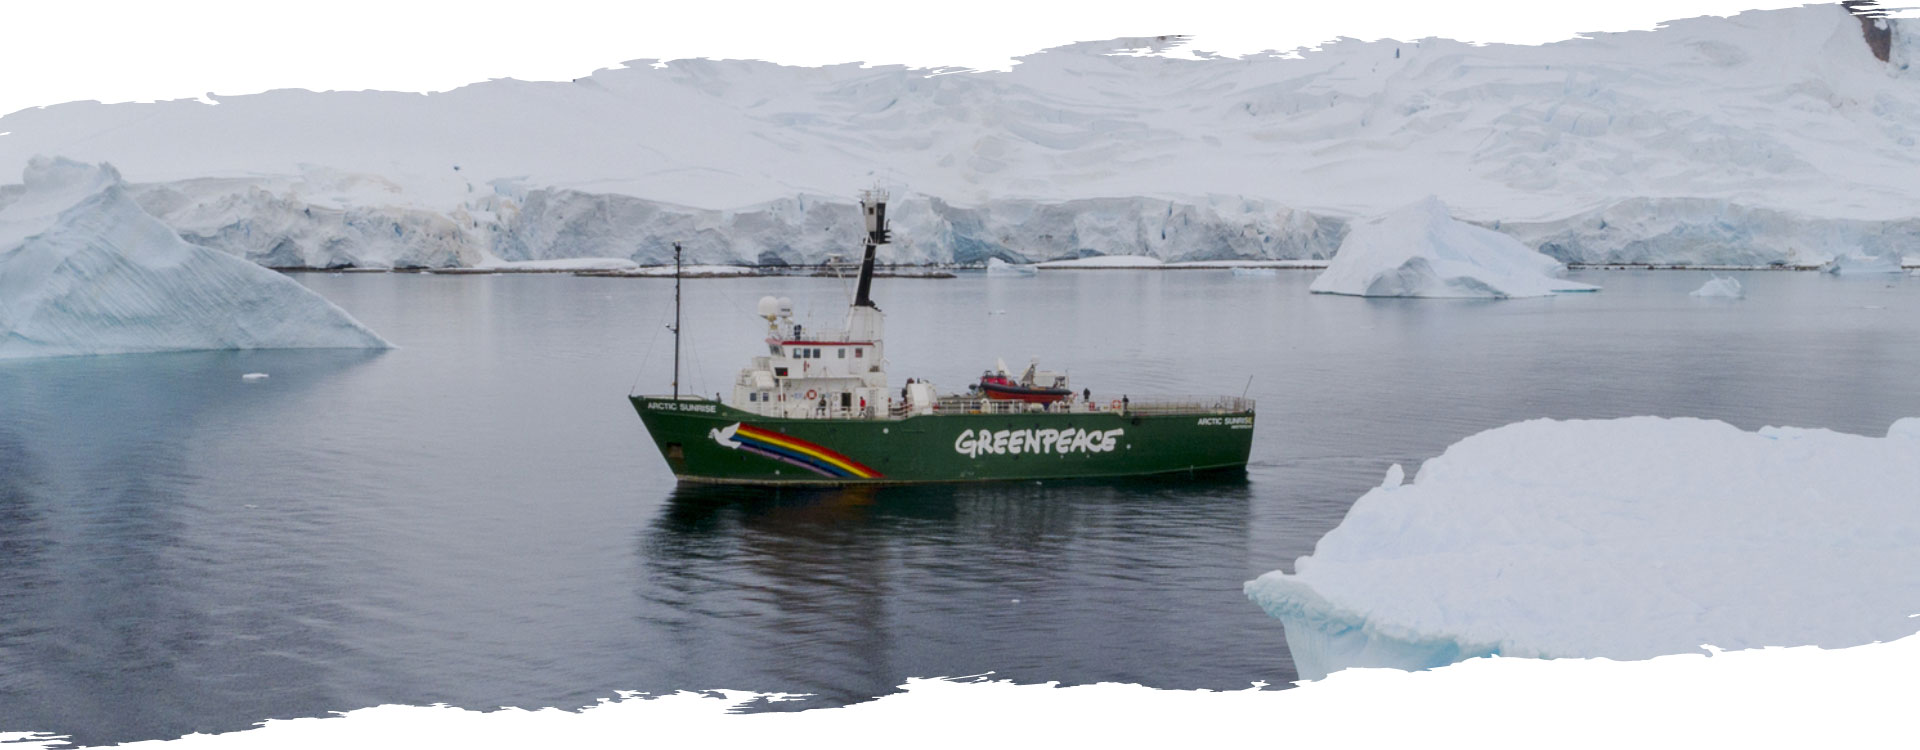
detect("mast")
[672,241,682,399]
[853,190,889,308]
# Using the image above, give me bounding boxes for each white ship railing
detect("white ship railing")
[925,395,1254,416]
[654,393,1253,419]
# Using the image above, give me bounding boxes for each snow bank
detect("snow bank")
[1689,276,1743,298]
[1310,198,1597,298]
[984,257,1037,276]
[1245,416,1920,681]
[0,157,390,359]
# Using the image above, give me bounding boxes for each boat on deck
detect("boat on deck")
[974,358,1072,404]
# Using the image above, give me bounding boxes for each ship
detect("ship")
[629,190,1255,485]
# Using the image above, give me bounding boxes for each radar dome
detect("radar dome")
[757,295,779,319]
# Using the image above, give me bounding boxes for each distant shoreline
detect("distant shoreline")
[272,262,1917,276]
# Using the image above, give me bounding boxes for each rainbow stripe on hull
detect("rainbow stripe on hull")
[710,422,883,479]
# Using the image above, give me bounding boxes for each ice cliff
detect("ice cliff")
[1310,197,1595,297]
[1,6,1916,268]
[0,158,390,358]
[1244,416,1920,681]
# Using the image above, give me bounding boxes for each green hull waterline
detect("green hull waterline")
[631,396,1255,485]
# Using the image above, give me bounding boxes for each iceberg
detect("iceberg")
[473,257,639,272]
[1823,252,1904,275]
[1245,416,1920,682]
[1034,255,1164,269]
[1689,276,1743,298]
[0,157,390,359]
[1310,197,1597,298]
[984,257,1038,276]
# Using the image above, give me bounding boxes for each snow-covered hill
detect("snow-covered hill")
[0,5,1913,267]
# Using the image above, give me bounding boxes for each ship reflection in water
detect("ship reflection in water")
[636,473,1291,710]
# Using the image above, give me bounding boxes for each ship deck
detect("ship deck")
[639,394,1254,421]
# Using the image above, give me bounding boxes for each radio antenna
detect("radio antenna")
[672,241,682,399]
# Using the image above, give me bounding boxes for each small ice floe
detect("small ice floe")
[1231,267,1279,278]
[242,372,270,381]
[1689,276,1743,298]
[986,257,1038,276]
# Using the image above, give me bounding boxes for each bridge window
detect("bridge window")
[855,348,863,358]
[838,348,846,359]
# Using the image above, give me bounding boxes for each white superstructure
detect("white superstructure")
[726,190,937,419]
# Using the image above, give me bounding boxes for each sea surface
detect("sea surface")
[3,269,1917,745]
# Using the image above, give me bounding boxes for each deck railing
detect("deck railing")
[926,395,1254,416]
[652,392,1255,420]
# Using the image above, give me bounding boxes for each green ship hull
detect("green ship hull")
[632,396,1255,485]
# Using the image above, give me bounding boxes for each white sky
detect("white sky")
[0,0,1835,117]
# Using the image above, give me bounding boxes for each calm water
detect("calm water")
[3,269,1917,744]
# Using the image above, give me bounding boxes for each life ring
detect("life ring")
[1110,399,1122,411]
[805,389,818,401]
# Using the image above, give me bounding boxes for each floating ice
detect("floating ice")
[1823,252,1903,275]
[1689,276,1743,298]
[1034,255,1164,269]
[1245,416,1920,681]
[1310,197,1597,298]
[473,257,639,272]
[1230,267,1278,278]
[0,157,391,359]
[985,257,1038,276]
[598,264,758,277]
[241,372,270,381]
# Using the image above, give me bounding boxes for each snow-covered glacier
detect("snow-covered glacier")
[123,178,1348,268]
[1310,197,1595,297]
[0,157,390,358]
[1244,416,1920,682]
[0,6,1914,268]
